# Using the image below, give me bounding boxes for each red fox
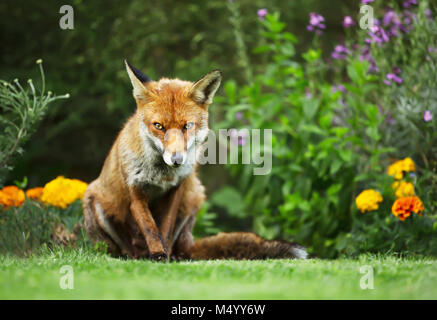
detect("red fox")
[82,60,307,261]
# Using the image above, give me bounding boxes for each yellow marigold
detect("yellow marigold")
[41,176,88,209]
[392,196,424,221]
[392,181,415,198]
[355,189,383,213]
[387,157,416,180]
[0,186,25,209]
[26,187,44,200]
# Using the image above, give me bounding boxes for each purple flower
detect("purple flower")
[359,45,379,73]
[230,129,248,146]
[342,16,355,28]
[403,0,417,8]
[429,47,435,54]
[424,110,433,122]
[331,84,347,93]
[401,10,417,33]
[368,61,379,73]
[384,67,403,85]
[331,44,349,60]
[307,12,325,35]
[388,73,403,83]
[425,9,432,20]
[366,24,390,44]
[384,73,403,85]
[362,0,374,3]
[305,88,312,99]
[235,112,243,120]
[257,8,268,20]
[378,105,395,125]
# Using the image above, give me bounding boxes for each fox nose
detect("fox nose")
[171,153,184,165]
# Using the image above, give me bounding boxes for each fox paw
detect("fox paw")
[149,252,167,262]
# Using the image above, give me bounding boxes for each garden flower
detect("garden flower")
[41,176,88,209]
[424,110,433,122]
[235,112,243,120]
[387,157,415,180]
[392,181,415,198]
[305,88,312,99]
[257,8,268,20]
[229,128,248,146]
[366,24,390,44]
[0,186,25,208]
[359,45,379,73]
[362,0,374,4]
[355,189,383,213]
[382,9,408,37]
[403,0,417,8]
[384,73,403,85]
[331,44,349,60]
[384,67,403,85]
[307,12,325,36]
[342,16,355,28]
[26,187,44,201]
[392,196,424,221]
[331,84,346,93]
[402,10,416,29]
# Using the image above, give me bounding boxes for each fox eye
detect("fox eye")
[153,122,164,130]
[184,122,194,130]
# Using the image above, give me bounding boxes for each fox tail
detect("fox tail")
[189,232,307,260]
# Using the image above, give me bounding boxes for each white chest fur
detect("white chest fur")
[123,147,194,192]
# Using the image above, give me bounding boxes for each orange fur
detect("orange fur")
[82,63,219,260]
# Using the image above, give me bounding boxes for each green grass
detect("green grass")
[0,247,436,299]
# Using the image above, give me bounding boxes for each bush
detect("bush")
[215,1,437,258]
[0,199,87,256]
[0,60,68,185]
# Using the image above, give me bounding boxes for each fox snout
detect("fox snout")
[170,153,184,165]
[162,129,187,167]
[163,150,186,167]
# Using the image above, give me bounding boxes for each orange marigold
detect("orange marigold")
[26,187,44,200]
[0,186,25,208]
[392,196,424,221]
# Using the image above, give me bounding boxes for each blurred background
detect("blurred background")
[0,0,354,187]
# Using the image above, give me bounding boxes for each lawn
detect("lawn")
[0,248,436,299]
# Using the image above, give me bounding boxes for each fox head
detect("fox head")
[125,60,221,167]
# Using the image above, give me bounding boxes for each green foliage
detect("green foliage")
[216,2,437,258]
[0,61,68,185]
[0,0,354,185]
[0,199,89,256]
[192,202,220,238]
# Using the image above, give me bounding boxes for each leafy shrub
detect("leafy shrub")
[215,1,437,257]
[0,199,87,256]
[0,60,69,185]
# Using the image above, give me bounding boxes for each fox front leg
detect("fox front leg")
[129,187,167,261]
[159,184,185,258]
[171,215,196,260]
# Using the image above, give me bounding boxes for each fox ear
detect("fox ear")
[189,70,222,105]
[124,60,151,101]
